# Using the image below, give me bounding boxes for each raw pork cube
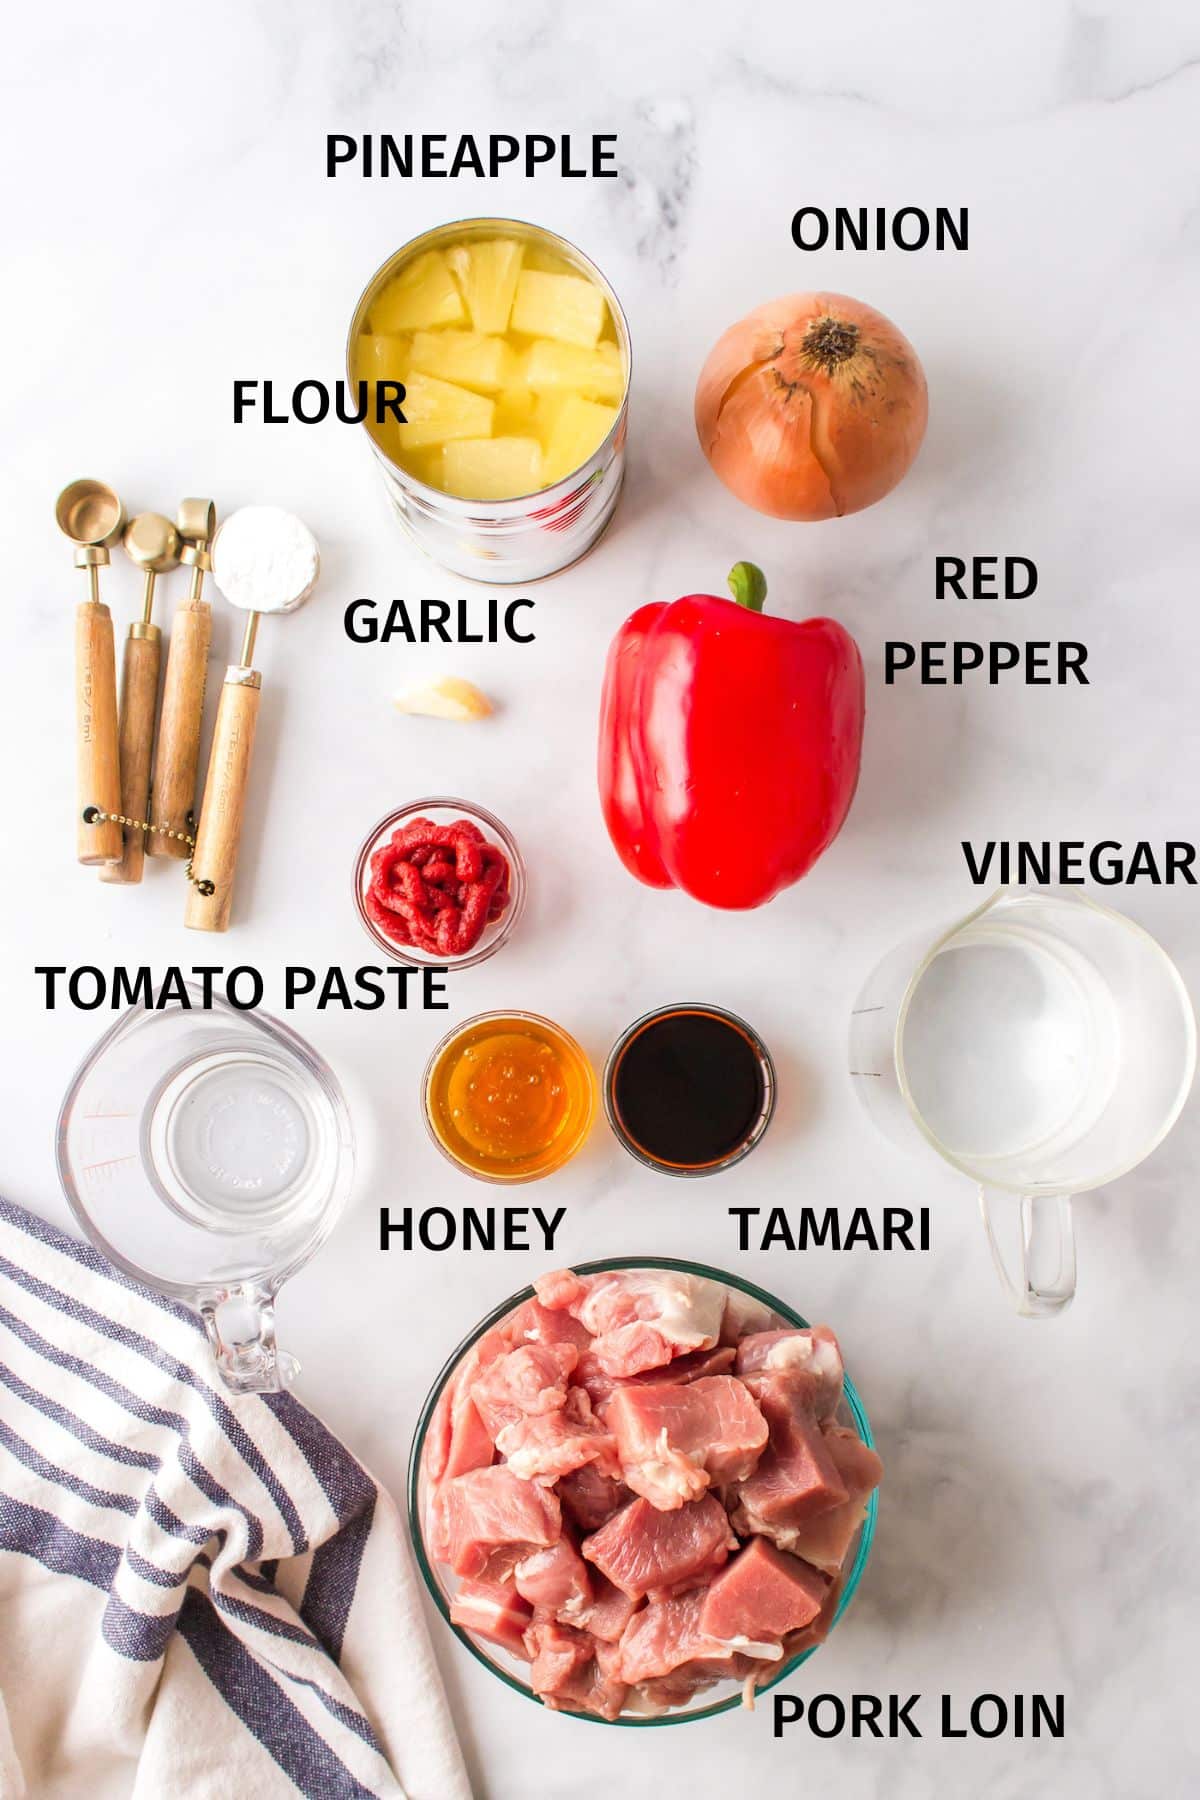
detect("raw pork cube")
[629,1345,737,1386]
[577,1572,640,1643]
[734,1326,844,1420]
[514,1536,592,1622]
[499,1297,593,1357]
[572,1351,618,1409]
[729,1385,848,1537]
[449,1578,533,1656]
[535,1268,725,1377]
[582,1494,735,1602]
[698,1538,828,1644]
[496,1387,619,1484]
[556,1463,634,1533]
[473,1544,534,1585]
[718,1290,775,1346]
[576,1343,737,1409]
[423,1323,516,1485]
[524,1618,594,1697]
[439,1466,561,1577]
[423,1380,494,1490]
[605,1376,768,1509]
[615,1589,780,1684]
[443,1395,493,1481]
[766,1425,882,1574]
[629,1658,739,1714]
[780,1570,844,1661]
[539,1639,629,1720]
[469,1341,578,1441]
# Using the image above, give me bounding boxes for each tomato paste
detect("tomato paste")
[366,816,510,956]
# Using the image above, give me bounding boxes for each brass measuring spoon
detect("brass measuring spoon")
[100,512,180,885]
[147,498,215,859]
[56,478,125,866]
[185,506,320,933]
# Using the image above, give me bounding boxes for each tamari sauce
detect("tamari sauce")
[607,1006,773,1173]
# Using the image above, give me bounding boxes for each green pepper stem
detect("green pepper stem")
[727,562,767,613]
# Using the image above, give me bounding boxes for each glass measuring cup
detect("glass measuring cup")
[849,888,1195,1316]
[56,988,355,1390]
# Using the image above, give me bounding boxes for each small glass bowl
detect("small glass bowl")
[408,1256,878,1726]
[421,1010,596,1183]
[604,1004,777,1178]
[352,797,525,970]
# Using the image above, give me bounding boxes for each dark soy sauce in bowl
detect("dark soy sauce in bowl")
[605,1005,776,1176]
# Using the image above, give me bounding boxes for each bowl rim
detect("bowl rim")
[407,1254,878,1726]
[352,796,526,970]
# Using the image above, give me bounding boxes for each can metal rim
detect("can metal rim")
[345,214,632,508]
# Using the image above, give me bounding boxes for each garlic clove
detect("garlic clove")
[393,675,494,721]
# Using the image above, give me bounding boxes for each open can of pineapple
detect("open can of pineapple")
[348,217,630,583]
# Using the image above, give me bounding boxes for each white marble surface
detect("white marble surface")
[4,1,1200,1794]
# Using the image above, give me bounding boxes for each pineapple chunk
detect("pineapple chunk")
[510,270,607,348]
[446,238,524,333]
[522,243,571,273]
[398,446,445,488]
[409,330,515,393]
[493,382,539,435]
[542,394,619,484]
[442,437,543,501]
[371,250,465,332]
[355,332,410,381]
[521,338,624,403]
[398,373,494,448]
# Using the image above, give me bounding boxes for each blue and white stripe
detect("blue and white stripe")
[0,1199,470,1800]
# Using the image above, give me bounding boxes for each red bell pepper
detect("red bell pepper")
[598,564,864,910]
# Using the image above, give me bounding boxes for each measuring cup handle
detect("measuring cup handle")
[979,1187,1076,1318]
[200,1286,300,1394]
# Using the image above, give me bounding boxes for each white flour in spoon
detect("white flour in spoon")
[212,506,320,614]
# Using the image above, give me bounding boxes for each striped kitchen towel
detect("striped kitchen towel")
[0,1199,472,1800]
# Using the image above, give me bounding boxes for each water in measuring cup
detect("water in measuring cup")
[901,921,1120,1168]
[145,1049,334,1235]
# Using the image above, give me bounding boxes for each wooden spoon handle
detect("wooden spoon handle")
[147,599,212,858]
[184,670,261,933]
[75,600,123,865]
[99,629,162,886]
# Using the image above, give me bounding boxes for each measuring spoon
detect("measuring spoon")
[56,478,125,866]
[147,499,215,859]
[185,506,320,932]
[100,512,180,885]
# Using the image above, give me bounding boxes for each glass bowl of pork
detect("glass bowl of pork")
[408,1257,879,1725]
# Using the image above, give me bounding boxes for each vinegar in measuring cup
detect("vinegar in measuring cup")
[901,918,1120,1167]
[146,1047,339,1233]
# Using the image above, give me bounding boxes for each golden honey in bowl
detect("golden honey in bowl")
[423,1012,595,1182]
[351,229,625,501]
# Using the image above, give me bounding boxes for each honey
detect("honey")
[350,225,627,501]
[423,1012,595,1182]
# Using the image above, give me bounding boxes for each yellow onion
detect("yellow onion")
[695,291,928,520]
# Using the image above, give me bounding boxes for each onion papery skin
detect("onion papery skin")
[695,291,928,521]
